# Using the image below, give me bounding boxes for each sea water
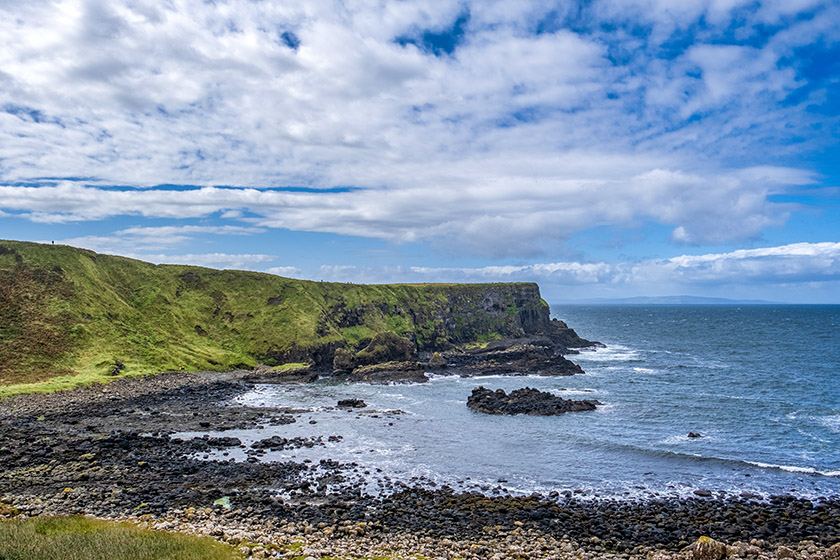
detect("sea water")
[194,305,840,500]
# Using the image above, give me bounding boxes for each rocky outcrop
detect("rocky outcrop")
[332,332,426,382]
[428,337,584,377]
[547,318,600,351]
[354,332,417,366]
[466,386,600,415]
[340,361,427,384]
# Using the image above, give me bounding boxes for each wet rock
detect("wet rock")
[688,432,702,438]
[336,399,367,408]
[466,386,600,415]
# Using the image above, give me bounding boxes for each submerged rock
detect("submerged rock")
[466,386,600,415]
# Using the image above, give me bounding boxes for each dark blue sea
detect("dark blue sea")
[189,305,840,500]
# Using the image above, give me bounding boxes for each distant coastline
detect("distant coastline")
[555,295,783,305]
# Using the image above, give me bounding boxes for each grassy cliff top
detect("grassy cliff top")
[0,240,550,395]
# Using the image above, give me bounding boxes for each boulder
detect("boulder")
[332,347,356,372]
[687,536,728,560]
[428,351,447,369]
[776,546,796,559]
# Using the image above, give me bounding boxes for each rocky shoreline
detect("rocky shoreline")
[2,371,839,559]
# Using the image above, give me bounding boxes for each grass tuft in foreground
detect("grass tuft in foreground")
[0,516,243,560]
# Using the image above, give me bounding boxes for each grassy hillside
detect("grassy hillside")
[0,240,550,394]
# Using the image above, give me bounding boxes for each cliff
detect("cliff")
[0,240,589,392]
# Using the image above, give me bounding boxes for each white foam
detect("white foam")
[425,373,461,382]
[660,434,696,444]
[594,403,617,413]
[548,388,598,397]
[632,367,658,374]
[572,344,640,363]
[746,461,840,477]
[818,415,840,433]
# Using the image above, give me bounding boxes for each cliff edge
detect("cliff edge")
[0,240,594,391]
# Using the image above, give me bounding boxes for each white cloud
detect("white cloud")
[128,252,276,269]
[265,265,303,278]
[407,242,840,286]
[0,163,815,256]
[57,223,263,253]
[0,1,837,256]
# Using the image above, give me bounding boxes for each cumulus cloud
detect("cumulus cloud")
[1,1,838,255]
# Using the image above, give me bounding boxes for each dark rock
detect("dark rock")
[693,489,713,497]
[688,432,702,438]
[547,318,601,351]
[337,399,367,408]
[466,386,600,415]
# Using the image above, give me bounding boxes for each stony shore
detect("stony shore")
[1,371,839,559]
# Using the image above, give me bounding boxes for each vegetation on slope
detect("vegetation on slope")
[0,240,551,393]
[0,516,242,560]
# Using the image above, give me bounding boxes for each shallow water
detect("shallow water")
[185,305,840,500]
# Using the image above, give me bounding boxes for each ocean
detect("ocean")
[191,305,840,500]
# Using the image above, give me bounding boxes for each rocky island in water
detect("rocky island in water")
[1,240,839,560]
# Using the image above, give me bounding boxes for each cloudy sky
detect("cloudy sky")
[1,0,839,303]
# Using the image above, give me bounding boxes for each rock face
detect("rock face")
[466,386,600,415]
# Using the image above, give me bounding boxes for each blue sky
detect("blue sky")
[1,0,839,303]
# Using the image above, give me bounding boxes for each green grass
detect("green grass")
[0,240,549,394]
[0,516,243,560]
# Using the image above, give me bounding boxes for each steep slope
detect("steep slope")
[0,240,567,391]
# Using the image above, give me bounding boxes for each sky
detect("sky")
[1,0,839,303]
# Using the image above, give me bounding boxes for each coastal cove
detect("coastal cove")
[2,289,839,557]
[180,304,840,501]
